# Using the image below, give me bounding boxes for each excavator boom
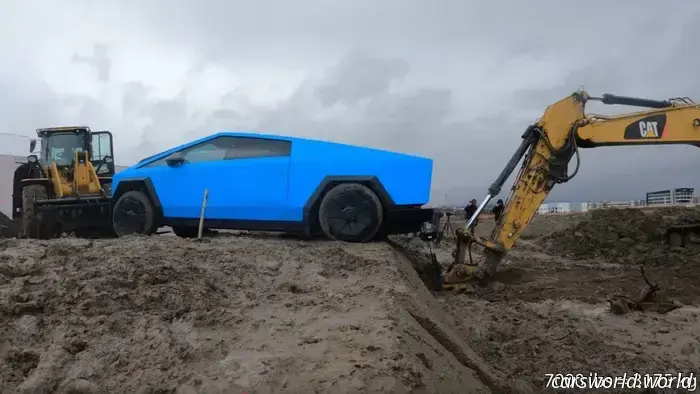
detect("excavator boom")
[443,90,700,288]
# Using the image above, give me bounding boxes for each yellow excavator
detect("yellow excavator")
[441,90,700,289]
[12,126,115,239]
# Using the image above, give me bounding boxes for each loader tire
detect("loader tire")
[318,183,384,243]
[21,185,54,239]
[112,190,156,237]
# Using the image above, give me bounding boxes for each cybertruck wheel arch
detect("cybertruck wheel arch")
[112,177,164,223]
[302,176,395,235]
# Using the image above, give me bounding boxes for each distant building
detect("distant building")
[631,200,646,207]
[589,200,635,209]
[646,188,694,206]
[537,202,571,215]
[674,188,694,204]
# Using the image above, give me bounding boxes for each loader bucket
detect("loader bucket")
[0,211,20,238]
[35,196,113,234]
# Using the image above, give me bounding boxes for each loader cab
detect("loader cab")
[40,130,88,167]
[34,127,115,177]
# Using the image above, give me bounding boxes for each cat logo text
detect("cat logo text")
[638,120,659,138]
[623,114,667,140]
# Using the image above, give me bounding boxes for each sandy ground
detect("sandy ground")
[0,234,491,394]
[397,208,700,392]
[1,208,700,393]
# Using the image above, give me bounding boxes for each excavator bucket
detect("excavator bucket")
[413,210,451,290]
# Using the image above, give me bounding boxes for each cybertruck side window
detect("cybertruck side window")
[223,137,291,160]
[141,136,291,167]
[141,156,168,167]
[182,140,229,163]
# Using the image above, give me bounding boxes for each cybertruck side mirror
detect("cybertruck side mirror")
[29,139,37,153]
[165,152,185,167]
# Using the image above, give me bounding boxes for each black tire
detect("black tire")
[668,231,684,248]
[112,190,156,237]
[318,183,384,242]
[21,184,54,239]
[172,226,216,238]
[172,226,198,238]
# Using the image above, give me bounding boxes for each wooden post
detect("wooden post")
[198,188,209,240]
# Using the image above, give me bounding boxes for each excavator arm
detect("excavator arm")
[443,90,700,288]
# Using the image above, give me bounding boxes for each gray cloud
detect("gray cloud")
[72,44,112,83]
[1,1,700,207]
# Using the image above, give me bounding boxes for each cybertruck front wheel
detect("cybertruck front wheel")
[318,183,384,242]
[112,190,156,237]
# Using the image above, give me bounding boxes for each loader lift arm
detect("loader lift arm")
[443,90,700,287]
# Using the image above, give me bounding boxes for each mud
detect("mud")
[542,207,700,264]
[1,207,699,393]
[392,207,700,392]
[0,235,491,393]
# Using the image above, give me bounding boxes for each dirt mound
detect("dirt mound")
[390,235,700,391]
[0,235,494,393]
[542,207,700,263]
[519,214,586,240]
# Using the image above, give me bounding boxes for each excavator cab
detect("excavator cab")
[12,126,115,238]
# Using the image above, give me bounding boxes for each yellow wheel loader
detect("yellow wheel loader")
[11,126,115,239]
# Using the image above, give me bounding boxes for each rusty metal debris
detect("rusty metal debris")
[608,266,682,315]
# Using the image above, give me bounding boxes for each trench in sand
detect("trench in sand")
[2,207,700,393]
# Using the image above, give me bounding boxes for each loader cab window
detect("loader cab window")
[90,132,114,175]
[46,133,85,167]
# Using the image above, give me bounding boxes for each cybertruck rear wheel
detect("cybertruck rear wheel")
[112,190,156,237]
[21,184,54,239]
[318,183,384,243]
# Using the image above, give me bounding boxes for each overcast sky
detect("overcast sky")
[1,0,699,205]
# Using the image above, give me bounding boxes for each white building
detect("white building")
[646,188,694,206]
[589,200,635,209]
[537,202,571,215]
